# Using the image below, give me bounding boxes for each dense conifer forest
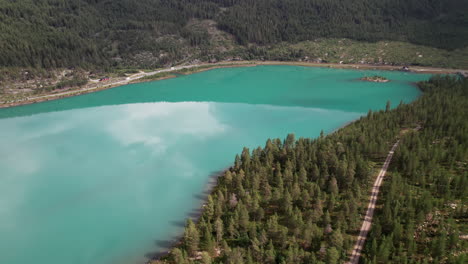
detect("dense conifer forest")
[154,76,467,264]
[1,0,467,68]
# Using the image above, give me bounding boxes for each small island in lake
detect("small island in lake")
[360,75,390,82]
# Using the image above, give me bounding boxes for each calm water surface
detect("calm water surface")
[0,66,430,264]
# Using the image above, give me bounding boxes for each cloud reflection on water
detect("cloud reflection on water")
[0,101,363,264]
[106,102,228,154]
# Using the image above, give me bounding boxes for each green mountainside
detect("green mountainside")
[1,0,467,69]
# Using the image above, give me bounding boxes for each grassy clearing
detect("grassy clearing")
[226,39,468,69]
[139,72,177,82]
[174,63,252,74]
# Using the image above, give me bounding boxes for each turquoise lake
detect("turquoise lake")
[0,66,430,264]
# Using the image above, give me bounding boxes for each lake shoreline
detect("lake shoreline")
[0,60,458,109]
[145,167,230,263]
[0,65,429,264]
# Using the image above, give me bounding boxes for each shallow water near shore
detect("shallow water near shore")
[0,66,430,264]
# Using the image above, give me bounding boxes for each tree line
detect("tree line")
[0,0,467,69]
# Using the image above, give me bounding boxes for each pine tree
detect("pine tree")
[205,195,214,220]
[264,240,276,264]
[201,251,212,264]
[215,218,224,244]
[184,219,200,256]
[330,228,344,250]
[171,248,188,264]
[326,246,340,264]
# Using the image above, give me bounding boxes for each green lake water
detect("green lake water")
[0,66,430,264]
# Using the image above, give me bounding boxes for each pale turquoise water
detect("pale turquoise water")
[0,66,430,264]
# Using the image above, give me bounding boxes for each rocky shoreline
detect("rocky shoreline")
[360,75,390,83]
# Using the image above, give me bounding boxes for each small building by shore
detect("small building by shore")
[457,71,468,79]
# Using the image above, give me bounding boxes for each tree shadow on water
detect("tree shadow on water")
[143,167,230,262]
[170,220,185,228]
[144,239,180,260]
[188,208,203,219]
[193,193,206,200]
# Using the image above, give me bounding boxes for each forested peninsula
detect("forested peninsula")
[154,76,467,264]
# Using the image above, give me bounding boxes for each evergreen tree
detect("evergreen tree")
[326,247,340,264]
[184,219,200,256]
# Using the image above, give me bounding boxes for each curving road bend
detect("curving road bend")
[346,140,400,264]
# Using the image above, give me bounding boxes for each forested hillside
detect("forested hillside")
[1,0,467,68]
[360,77,468,264]
[155,76,467,264]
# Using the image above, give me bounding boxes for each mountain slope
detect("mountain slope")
[0,0,467,68]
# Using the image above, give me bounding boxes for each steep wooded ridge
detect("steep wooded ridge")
[1,0,467,69]
[155,77,467,264]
